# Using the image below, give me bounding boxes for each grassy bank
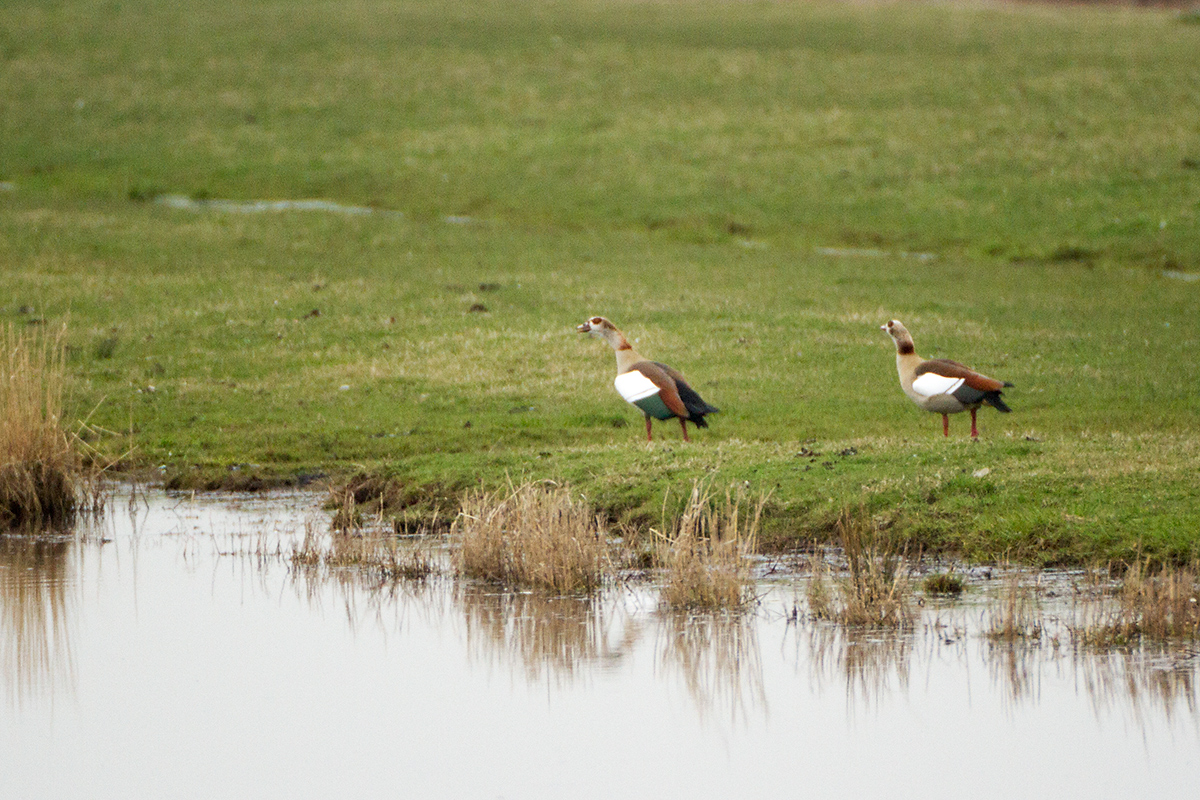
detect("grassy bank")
[1,0,1198,562]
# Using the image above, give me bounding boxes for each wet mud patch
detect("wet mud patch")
[329,472,467,531]
[160,467,323,493]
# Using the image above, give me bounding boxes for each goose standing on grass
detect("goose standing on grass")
[577,316,718,442]
[881,319,1013,438]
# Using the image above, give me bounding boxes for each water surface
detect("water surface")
[2,490,1196,798]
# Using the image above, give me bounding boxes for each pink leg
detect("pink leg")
[970,408,979,439]
[679,417,691,442]
[942,414,950,437]
[645,415,653,442]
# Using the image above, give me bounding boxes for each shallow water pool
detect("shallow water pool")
[2,490,1196,799]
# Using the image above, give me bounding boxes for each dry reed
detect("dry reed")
[807,504,913,627]
[290,517,438,581]
[1072,561,1200,646]
[985,571,1045,641]
[452,482,607,594]
[655,481,764,611]
[1,324,84,530]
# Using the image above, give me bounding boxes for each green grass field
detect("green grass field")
[2,0,1198,564]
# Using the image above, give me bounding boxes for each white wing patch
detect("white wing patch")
[912,372,965,398]
[614,370,662,404]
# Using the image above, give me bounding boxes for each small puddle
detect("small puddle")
[155,194,392,217]
[1,490,1196,798]
[153,195,484,227]
[815,246,937,261]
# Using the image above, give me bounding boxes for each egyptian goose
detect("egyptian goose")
[577,316,718,442]
[881,319,1013,438]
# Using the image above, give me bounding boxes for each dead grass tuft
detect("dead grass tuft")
[1072,560,1200,646]
[1,324,85,530]
[655,481,764,611]
[290,518,438,581]
[985,571,1045,641]
[807,504,913,627]
[452,482,608,594]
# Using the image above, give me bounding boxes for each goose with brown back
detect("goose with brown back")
[577,316,718,442]
[881,319,1013,438]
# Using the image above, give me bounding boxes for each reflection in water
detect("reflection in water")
[794,597,1200,728]
[276,533,1200,729]
[982,634,1200,725]
[0,536,76,705]
[1075,645,1199,726]
[984,637,1061,709]
[456,586,639,684]
[281,532,451,637]
[52,490,1200,740]
[800,620,915,709]
[281,536,770,718]
[656,610,766,721]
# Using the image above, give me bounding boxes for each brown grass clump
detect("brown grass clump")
[1,324,84,530]
[655,481,764,611]
[452,482,607,594]
[1073,561,1200,646]
[985,571,1045,641]
[807,504,913,628]
[290,518,438,581]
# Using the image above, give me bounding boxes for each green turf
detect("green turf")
[2,0,1198,563]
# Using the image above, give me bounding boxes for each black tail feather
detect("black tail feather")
[985,391,1012,413]
[675,381,719,424]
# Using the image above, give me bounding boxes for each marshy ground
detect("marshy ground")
[4,1,1198,794]
[3,0,1198,567]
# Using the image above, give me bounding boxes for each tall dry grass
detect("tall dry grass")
[290,517,438,582]
[985,571,1045,641]
[807,504,914,627]
[452,482,608,594]
[1,324,83,530]
[655,481,765,611]
[1072,561,1200,646]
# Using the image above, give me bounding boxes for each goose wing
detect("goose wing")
[653,362,719,418]
[914,359,1008,405]
[618,361,689,419]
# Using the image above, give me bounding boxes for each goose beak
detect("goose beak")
[577,321,592,333]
